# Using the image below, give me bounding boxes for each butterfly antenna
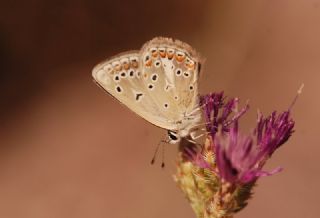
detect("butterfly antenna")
[151,139,166,165]
[151,141,161,165]
[161,142,166,168]
[288,83,304,111]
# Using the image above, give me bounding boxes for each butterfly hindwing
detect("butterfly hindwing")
[140,37,202,124]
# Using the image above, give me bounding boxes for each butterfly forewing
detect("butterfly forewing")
[92,51,177,130]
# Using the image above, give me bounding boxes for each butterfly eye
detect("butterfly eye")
[189,85,194,91]
[115,85,122,93]
[154,60,161,68]
[167,130,181,144]
[168,130,178,141]
[164,103,169,109]
[151,74,158,82]
[175,68,182,76]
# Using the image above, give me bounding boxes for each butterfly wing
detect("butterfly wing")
[92,51,178,130]
[92,37,203,132]
[139,37,203,130]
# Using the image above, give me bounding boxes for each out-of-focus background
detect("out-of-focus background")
[0,0,318,217]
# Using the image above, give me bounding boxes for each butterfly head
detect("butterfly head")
[167,130,181,144]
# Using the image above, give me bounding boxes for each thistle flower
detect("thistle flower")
[255,111,295,158]
[199,92,249,139]
[175,91,296,218]
[198,93,294,185]
[214,123,283,184]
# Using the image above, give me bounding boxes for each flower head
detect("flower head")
[215,122,283,184]
[176,91,297,218]
[255,111,295,158]
[196,92,295,185]
[200,92,249,139]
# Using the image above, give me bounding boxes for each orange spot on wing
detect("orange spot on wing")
[175,54,186,62]
[114,64,122,71]
[151,51,158,58]
[145,59,152,67]
[167,52,174,59]
[123,63,130,70]
[131,60,139,68]
[186,62,195,70]
[159,51,166,58]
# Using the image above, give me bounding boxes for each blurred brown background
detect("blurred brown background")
[0,0,318,217]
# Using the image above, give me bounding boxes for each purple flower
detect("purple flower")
[215,123,282,184]
[195,92,295,184]
[200,92,224,134]
[200,93,249,139]
[255,111,295,158]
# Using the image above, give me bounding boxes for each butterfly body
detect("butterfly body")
[92,37,203,143]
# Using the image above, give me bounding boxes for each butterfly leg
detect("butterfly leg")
[185,131,206,146]
[189,122,211,130]
[186,102,209,116]
[191,132,206,140]
[185,138,198,145]
[186,128,209,147]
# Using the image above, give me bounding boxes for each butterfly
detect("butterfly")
[92,37,203,144]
